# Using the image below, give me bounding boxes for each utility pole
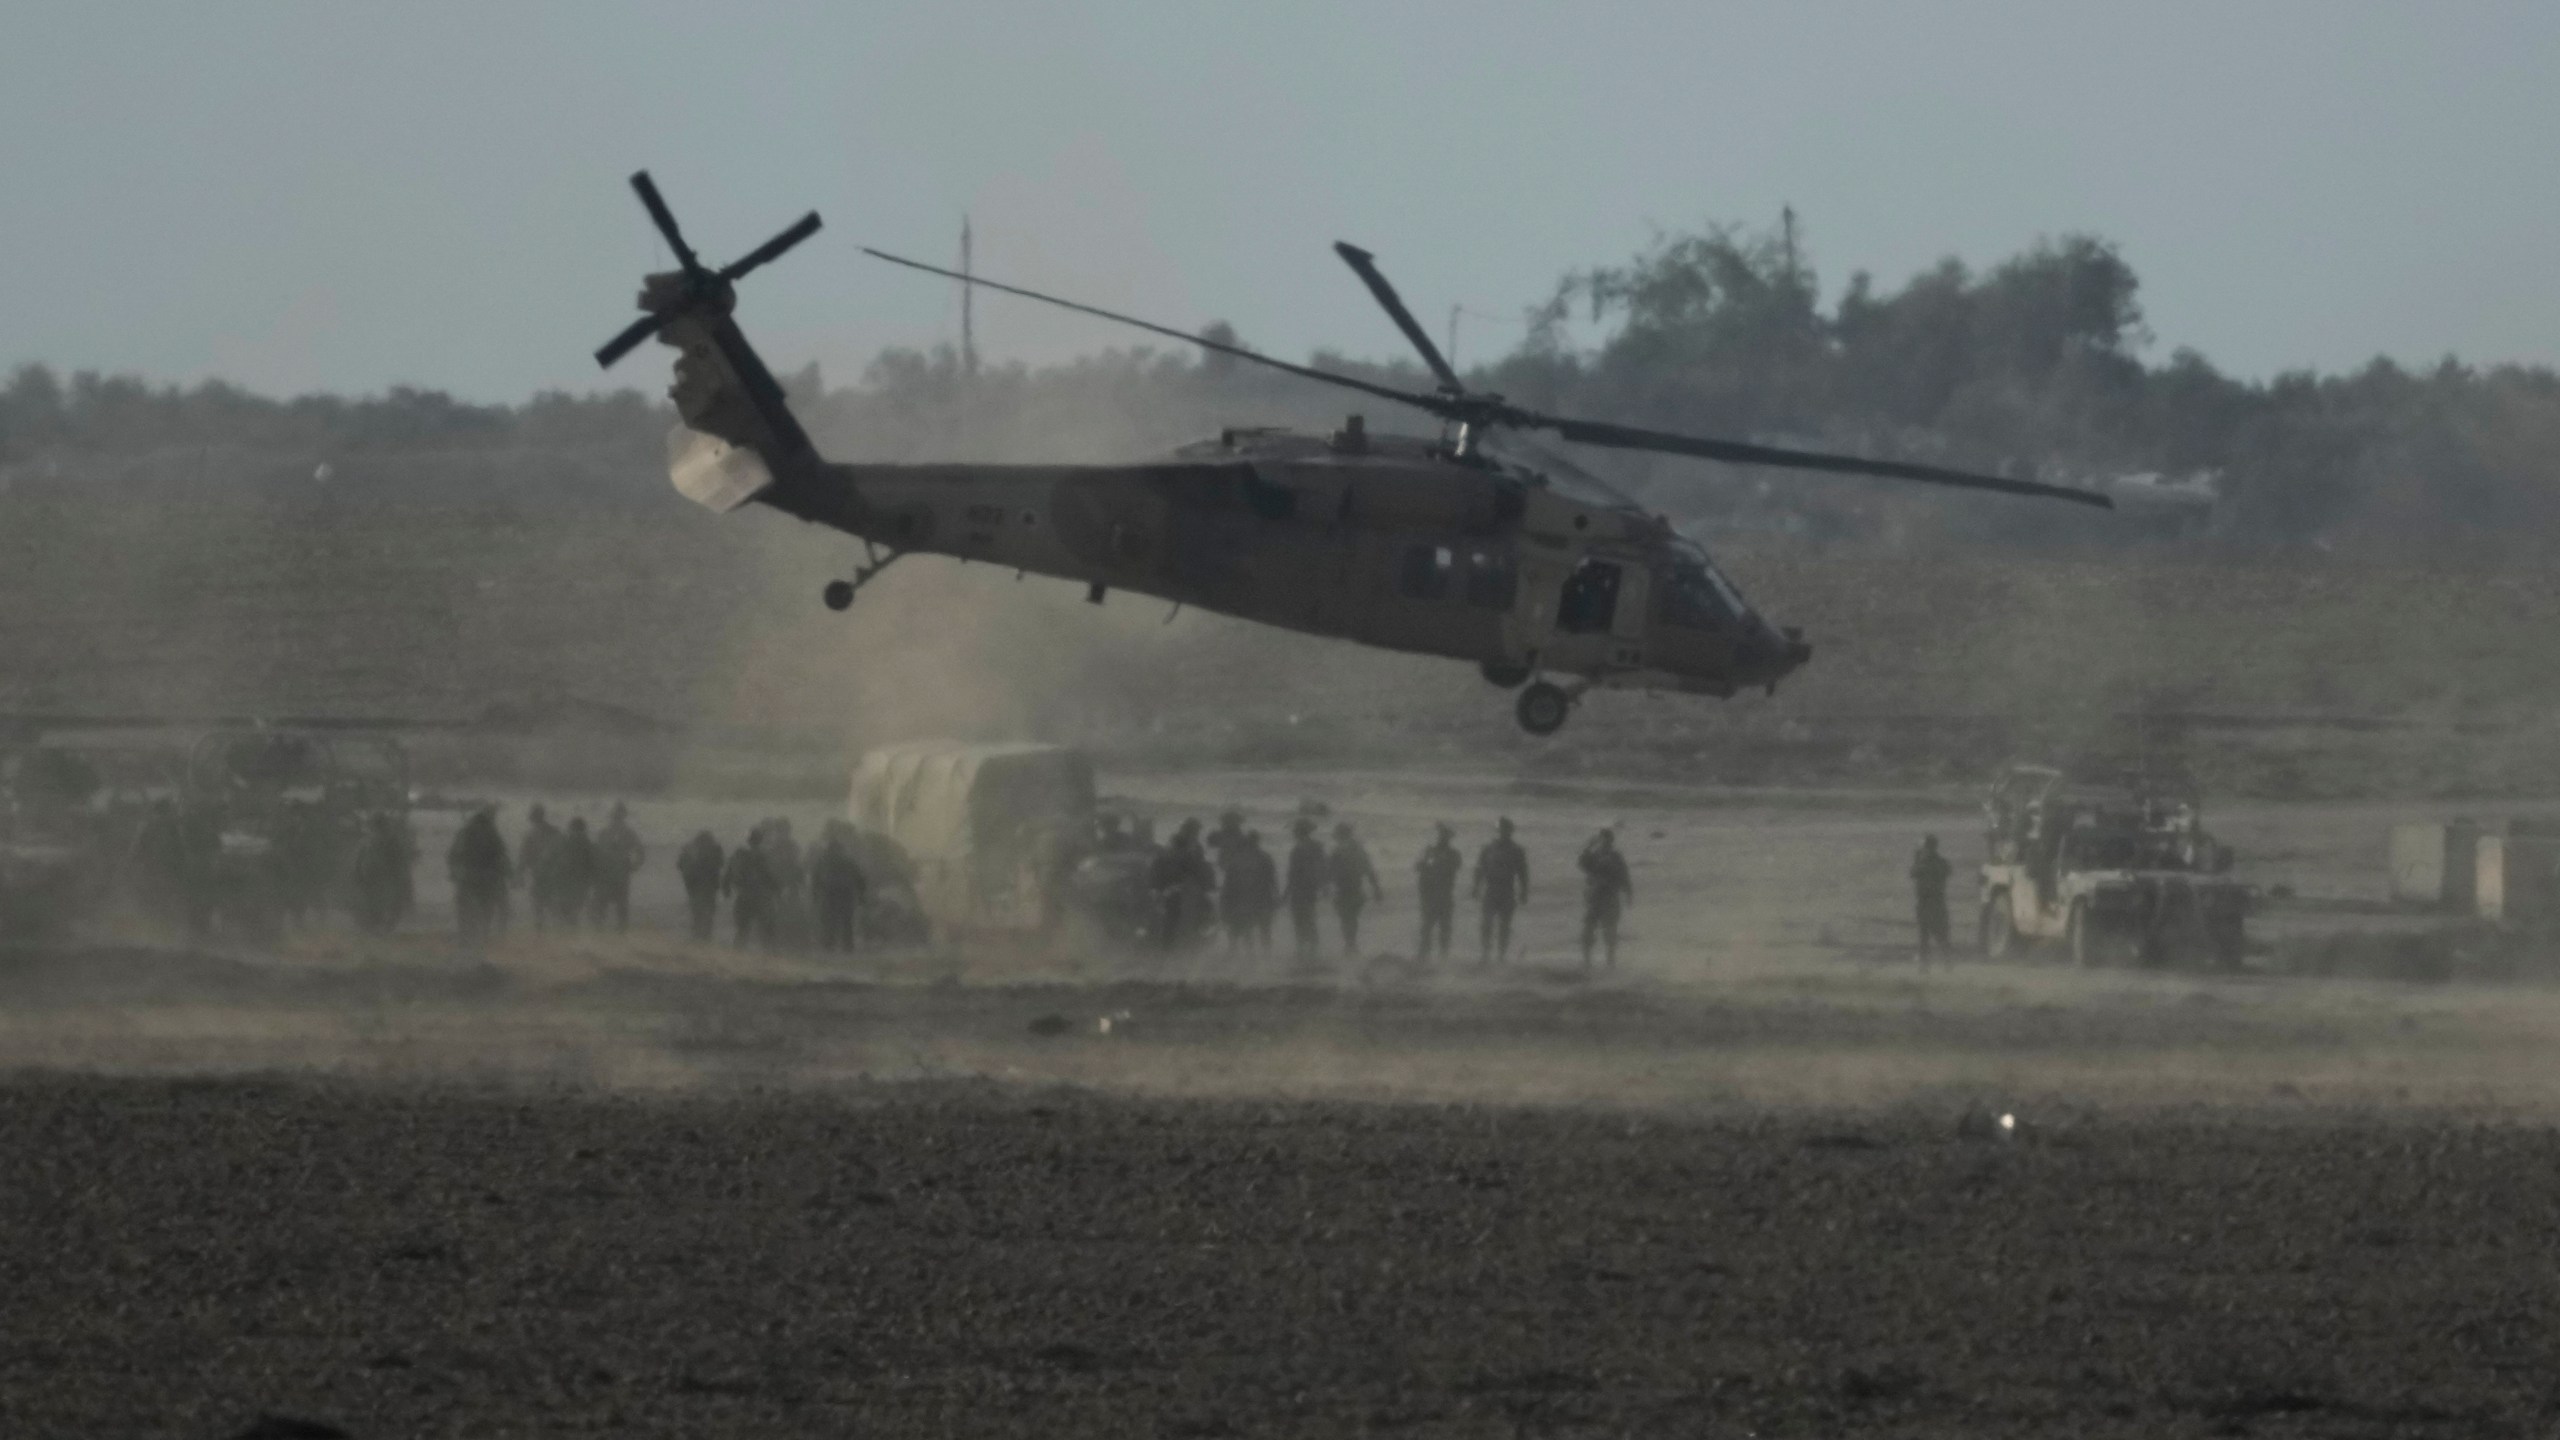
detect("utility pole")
[959,214,979,378]
[1447,303,1461,373]
[1780,205,1800,289]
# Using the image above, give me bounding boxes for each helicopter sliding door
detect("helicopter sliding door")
[1541,554,1650,673]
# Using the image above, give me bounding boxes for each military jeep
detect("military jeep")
[1976,762,2250,970]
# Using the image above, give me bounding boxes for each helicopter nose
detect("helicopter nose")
[1740,624,1811,686]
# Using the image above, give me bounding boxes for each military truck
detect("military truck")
[848,742,1094,938]
[180,729,412,936]
[1977,762,2250,969]
[0,746,129,941]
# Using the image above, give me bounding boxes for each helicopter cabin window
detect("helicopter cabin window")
[1398,544,1454,600]
[1657,561,1738,630]
[1463,550,1517,609]
[1556,558,1622,634]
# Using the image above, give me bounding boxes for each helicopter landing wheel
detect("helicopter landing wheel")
[822,580,856,611]
[1480,659,1532,690]
[1515,681,1572,737]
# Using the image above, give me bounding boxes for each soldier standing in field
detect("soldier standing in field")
[1218,826,1259,956]
[1413,823,1462,963]
[1910,833,1954,966]
[810,823,869,955]
[676,829,724,942]
[1327,822,1384,957]
[1206,809,1249,879]
[1149,818,1216,951]
[1235,830,1278,955]
[1577,827,1634,972]
[757,819,808,949]
[544,817,598,933]
[723,834,776,949]
[1472,817,1530,967]
[590,802,646,932]
[446,807,512,946]
[517,804,560,931]
[1283,817,1329,966]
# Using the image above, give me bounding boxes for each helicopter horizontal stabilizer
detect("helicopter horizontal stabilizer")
[668,426,775,513]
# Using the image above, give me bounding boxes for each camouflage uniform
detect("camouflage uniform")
[723,840,776,949]
[810,836,869,954]
[446,809,511,945]
[541,819,597,932]
[1328,824,1383,957]
[676,831,725,942]
[1414,825,1461,961]
[1149,819,1216,951]
[1472,820,1530,965]
[1283,820,1329,964]
[518,808,561,931]
[591,804,647,933]
[1577,830,1633,971]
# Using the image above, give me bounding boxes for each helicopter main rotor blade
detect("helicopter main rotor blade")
[860,247,1449,417]
[628,170,703,275]
[594,311,671,369]
[721,212,823,284]
[1535,413,2114,509]
[1333,242,1463,394]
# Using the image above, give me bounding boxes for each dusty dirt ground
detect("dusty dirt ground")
[7,1076,2559,1439]
[7,772,2560,1437]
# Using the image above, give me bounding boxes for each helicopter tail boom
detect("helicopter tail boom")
[591,171,846,519]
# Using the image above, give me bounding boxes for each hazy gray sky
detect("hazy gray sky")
[7,1,2558,401]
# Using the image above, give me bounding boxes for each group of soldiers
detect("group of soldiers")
[444,805,875,953]
[673,818,871,952]
[1126,810,1635,971]
[443,802,648,944]
[442,802,645,945]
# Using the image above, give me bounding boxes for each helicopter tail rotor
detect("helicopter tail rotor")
[593,170,824,370]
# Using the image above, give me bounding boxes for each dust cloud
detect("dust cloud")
[9,215,2560,1125]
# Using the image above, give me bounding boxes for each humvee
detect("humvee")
[1977,762,2250,969]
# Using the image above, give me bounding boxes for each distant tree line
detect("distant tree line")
[8,217,2559,554]
[1477,221,2560,553]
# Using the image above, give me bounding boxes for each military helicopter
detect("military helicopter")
[593,172,2109,735]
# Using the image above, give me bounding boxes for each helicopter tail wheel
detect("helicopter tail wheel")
[822,580,855,611]
[1515,681,1572,736]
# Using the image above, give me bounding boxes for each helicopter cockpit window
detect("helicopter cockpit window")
[1657,562,1736,630]
[1557,558,1622,633]
[1398,543,1454,600]
[1464,550,1516,609]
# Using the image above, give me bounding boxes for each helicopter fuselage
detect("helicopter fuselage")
[598,172,2099,734]
[683,414,1812,705]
